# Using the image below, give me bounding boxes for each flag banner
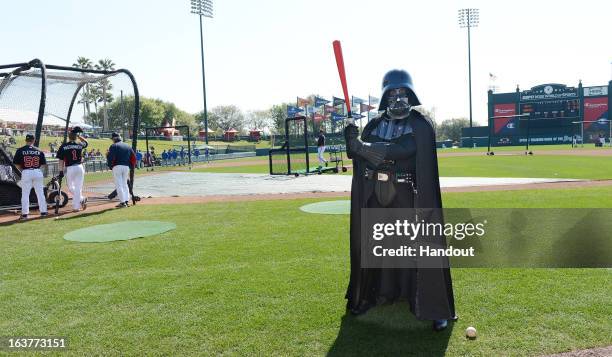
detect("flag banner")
[352,96,365,104]
[368,95,380,105]
[333,96,345,106]
[313,113,325,122]
[360,103,376,113]
[287,105,304,117]
[352,113,365,119]
[297,97,311,107]
[330,112,346,121]
[314,96,330,107]
[307,106,316,114]
[324,105,337,114]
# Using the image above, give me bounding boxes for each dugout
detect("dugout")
[249,129,262,142]
[223,129,238,142]
[483,81,611,151]
[0,59,141,210]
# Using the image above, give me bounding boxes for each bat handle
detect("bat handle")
[346,112,355,126]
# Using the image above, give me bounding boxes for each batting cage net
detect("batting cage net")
[269,116,309,176]
[0,59,140,212]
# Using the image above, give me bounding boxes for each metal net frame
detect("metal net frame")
[268,116,310,176]
[0,59,141,208]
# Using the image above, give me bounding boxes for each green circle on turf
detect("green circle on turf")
[300,200,350,215]
[64,221,176,243]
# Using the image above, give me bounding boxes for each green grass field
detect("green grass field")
[1,188,611,356]
[191,154,612,180]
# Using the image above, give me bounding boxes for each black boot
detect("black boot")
[433,319,448,331]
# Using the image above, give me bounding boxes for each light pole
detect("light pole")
[458,8,479,147]
[191,0,213,145]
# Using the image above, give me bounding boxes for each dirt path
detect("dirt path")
[539,345,612,357]
[442,179,612,192]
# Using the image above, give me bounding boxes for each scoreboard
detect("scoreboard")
[520,99,580,120]
[485,82,610,146]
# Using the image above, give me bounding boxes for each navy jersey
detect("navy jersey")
[317,134,325,147]
[57,140,88,166]
[107,141,137,168]
[13,145,47,169]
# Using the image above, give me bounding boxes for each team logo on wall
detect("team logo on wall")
[544,86,554,95]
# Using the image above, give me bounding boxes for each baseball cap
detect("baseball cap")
[111,132,121,139]
[25,134,35,141]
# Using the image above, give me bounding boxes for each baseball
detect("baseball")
[465,326,477,339]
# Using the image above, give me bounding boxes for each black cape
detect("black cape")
[345,110,456,320]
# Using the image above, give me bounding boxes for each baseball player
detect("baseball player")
[56,127,88,212]
[107,132,136,208]
[12,134,47,220]
[317,129,328,168]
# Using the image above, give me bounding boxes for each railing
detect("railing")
[43,159,110,178]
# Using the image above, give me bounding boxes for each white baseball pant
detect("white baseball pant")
[112,165,130,203]
[317,146,327,165]
[66,164,85,210]
[20,168,47,215]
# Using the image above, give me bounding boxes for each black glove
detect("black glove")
[344,124,359,142]
[344,124,360,156]
[58,171,64,179]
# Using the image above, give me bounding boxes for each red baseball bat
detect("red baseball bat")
[332,40,353,122]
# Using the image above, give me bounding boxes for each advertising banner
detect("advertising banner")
[493,103,518,135]
[583,97,608,130]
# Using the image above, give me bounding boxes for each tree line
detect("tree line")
[74,57,469,141]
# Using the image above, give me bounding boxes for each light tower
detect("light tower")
[191,0,213,144]
[458,8,479,147]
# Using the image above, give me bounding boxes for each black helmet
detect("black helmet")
[379,69,421,111]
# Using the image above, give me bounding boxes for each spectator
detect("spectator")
[161,150,168,166]
[136,150,143,169]
[205,147,210,163]
[194,148,200,162]
[171,149,178,165]
[179,147,186,165]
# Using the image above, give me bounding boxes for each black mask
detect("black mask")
[386,91,411,119]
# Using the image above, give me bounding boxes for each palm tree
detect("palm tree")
[72,57,93,121]
[94,58,116,130]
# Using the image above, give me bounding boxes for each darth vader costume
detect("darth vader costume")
[343,70,456,330]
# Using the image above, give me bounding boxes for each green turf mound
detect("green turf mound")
[64,221,176,243]
[299,200,350,215]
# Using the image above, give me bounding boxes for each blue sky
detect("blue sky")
[2,0,611,125]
